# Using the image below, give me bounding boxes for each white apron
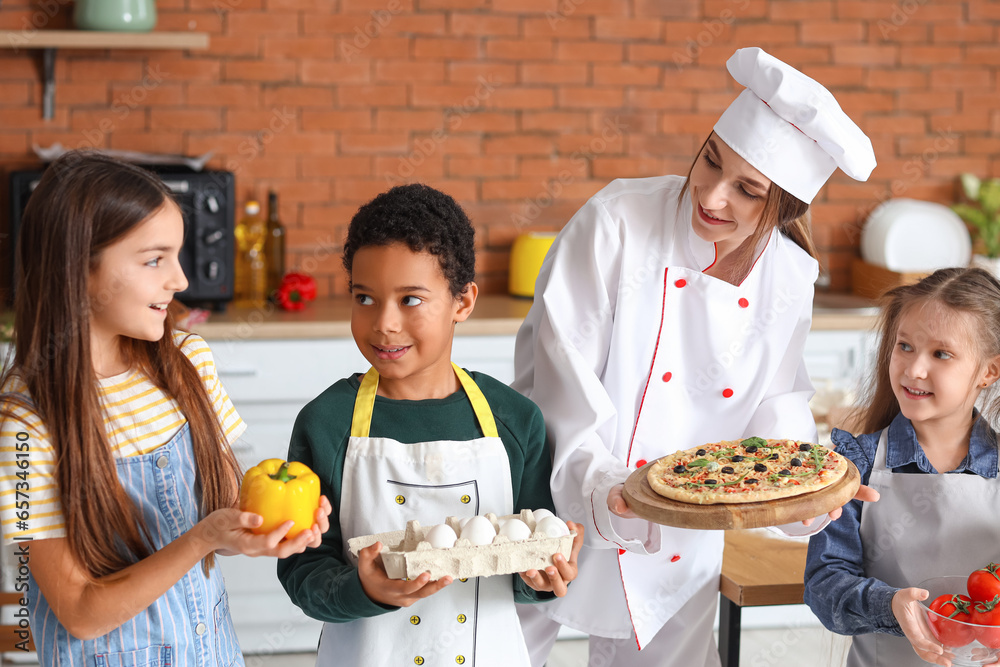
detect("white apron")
[317,364,531,667]
[850,429,1000,666]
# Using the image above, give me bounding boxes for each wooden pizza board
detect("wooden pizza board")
[622,458,861,530]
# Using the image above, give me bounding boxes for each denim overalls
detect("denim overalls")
[27,424,244,667]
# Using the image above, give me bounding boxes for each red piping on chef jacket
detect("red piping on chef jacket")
[738,229,773,287]
[623,267,669,467]
[590,488,624,551]
[617,552,644,652]
[613,267,669,651]
[702,244,718,272]
[703,229,772,287]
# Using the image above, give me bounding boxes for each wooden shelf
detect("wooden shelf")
[0,30,209,120]
[0,30,208,50]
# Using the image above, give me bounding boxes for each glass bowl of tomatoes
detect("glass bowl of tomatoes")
[919,576,1000,666]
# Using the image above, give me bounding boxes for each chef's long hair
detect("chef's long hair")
[680,134,818,286]
[855,267,1000,438]
[0,150,241,579]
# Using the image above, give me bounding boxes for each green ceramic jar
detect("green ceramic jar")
[74,0,157,31]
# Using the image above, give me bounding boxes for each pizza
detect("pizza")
[646,436,849,504]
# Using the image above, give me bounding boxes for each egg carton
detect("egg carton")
[347,509,575,581]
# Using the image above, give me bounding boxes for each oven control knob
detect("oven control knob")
[206,196,220,213]
[203,229,224,245]
[204,261,220,282]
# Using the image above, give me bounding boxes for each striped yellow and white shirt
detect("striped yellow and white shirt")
[0,331,246,545]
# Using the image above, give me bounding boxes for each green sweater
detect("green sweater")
[276,369,557,624]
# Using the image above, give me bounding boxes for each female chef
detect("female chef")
[512,47,878,667]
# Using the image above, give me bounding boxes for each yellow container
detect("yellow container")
[509,232,557,298]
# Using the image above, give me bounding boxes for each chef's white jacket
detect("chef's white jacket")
[513,175,821,647]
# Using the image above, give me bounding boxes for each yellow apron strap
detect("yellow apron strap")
[350,368,380,438]
[349,364,499,439]
[452,362,499,439]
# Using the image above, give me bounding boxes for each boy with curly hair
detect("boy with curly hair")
[277,183,583,666]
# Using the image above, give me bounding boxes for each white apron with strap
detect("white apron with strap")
[317,363,531,667]
[850,429,1000,667]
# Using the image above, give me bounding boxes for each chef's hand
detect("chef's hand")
[892,587,952,667]
[357,541,452,607]
[608,484,638,519]
[519,523,584,597]
[800,484,880,526]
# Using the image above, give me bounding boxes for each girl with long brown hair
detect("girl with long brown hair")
[805,267,1000,667]
[0,150,330,666]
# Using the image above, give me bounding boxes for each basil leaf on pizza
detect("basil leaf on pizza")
[646,437,848,504]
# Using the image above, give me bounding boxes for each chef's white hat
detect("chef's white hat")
[713,47,876,204]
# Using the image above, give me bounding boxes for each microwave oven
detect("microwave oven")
[8,165,235,309]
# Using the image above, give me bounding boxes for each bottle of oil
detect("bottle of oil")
[265,190,286,301]
[234,200,267,308]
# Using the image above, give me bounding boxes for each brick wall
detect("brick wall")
[2,0,999,296]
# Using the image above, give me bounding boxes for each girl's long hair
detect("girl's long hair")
[855,267,1000,437]
[0,151,240,578]
[679,134,818,285]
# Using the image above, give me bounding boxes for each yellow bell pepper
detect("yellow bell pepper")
[239,459,321,539]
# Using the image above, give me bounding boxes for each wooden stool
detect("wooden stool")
[718,530,808,667]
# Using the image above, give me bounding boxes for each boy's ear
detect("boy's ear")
[453,282,478,323]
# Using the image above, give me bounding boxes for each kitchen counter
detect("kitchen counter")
[190,292,878,341]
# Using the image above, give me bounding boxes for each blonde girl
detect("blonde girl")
[805,267,1000,667]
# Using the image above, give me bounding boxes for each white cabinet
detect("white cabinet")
[209,335,518,653]
[802,330,875,393]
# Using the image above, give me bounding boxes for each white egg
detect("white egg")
[536,515,570,538]
[458,516,474,529]
[460,516,496,546]
[532,508,555,523]
[498,518,532,542]
[425,523,457,549]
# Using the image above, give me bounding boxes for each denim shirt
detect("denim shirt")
[803,412,998,637]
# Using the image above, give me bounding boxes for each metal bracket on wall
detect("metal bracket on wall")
[0,30,208,121]
[42,47,56,120]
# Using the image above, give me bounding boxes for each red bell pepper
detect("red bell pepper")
[275,273,317,311]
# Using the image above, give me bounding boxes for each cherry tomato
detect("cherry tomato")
[971,596,1000,649]
[928,593,975,647]
[968,563,1000,603]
